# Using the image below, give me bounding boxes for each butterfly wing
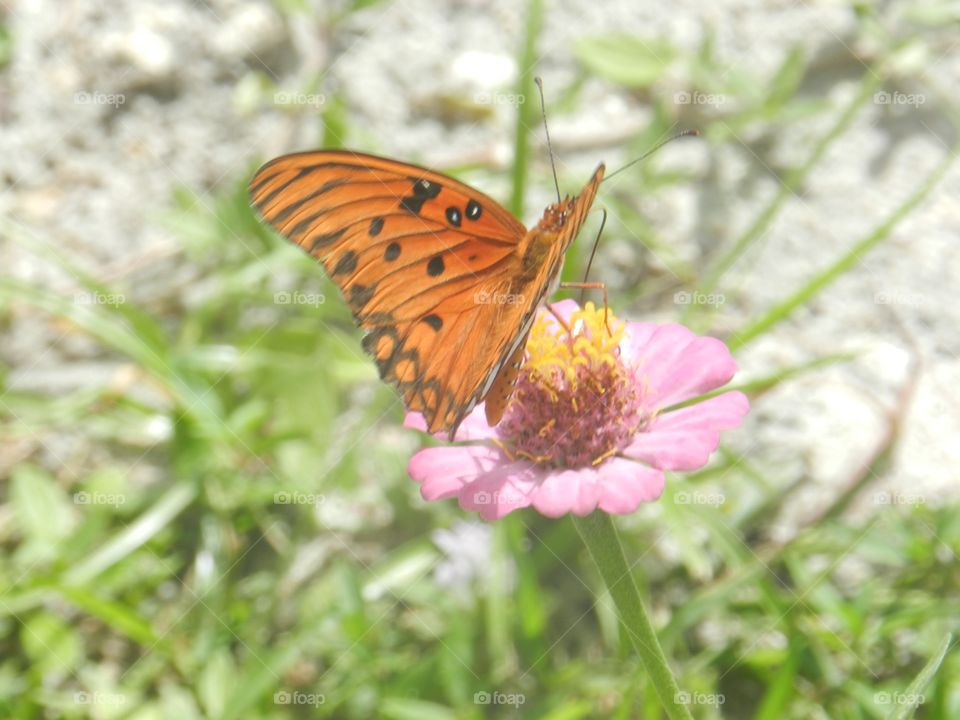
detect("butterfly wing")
[249,150,533,435]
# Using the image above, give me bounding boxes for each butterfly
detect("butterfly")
[249,150,603,438]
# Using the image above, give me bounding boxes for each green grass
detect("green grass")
[2,1,959,718]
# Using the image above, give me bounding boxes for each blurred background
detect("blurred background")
[1,0,959,717]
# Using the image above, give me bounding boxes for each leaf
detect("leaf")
[56,585,163,650]
[62,483,196,585]
[574,34,675,88]
[198,649,236,719]
[885,633,953,720]
[764,44,807,111]
[379,698,458,720]
[361,544,437,602]
[10,464,74,561]
[221,640,303,720]
[20,613,81,675]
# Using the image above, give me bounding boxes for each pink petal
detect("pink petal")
[530,467,602,517]
[620,322,659,360]
[544,298,580,324]
[624,324,738,408]
[623,391,749,471]
[403,406,499,442]
[458,461,545,520]
[408,445,506,500]
[596,458,665,514]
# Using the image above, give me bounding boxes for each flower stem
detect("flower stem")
[573,512,693,720]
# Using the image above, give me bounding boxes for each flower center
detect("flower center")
[496,302,650,469]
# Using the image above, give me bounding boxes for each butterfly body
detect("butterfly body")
[249,150,603,438]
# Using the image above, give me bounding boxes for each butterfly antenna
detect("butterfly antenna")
[534,77,562,204]
[602,129,700,183]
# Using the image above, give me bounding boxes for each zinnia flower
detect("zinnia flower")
[406,300,749,520]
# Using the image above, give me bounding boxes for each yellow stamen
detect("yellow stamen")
[592,447,616,466]
[524,302,626,391]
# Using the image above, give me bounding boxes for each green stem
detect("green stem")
[573,512,693,720]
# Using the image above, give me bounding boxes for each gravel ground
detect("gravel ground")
[2,0,958,530]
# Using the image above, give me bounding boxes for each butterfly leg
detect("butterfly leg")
[545,302,577,349]
[559,281,611,335]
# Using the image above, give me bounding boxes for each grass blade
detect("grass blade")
[885,633,953,720]
[730,146,957,350]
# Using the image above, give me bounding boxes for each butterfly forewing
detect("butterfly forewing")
[249,150,604,438]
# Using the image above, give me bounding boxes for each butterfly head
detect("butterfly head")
[534,164,604,233]
[536,198,573,233]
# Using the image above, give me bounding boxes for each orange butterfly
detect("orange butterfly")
[249,150,603,437]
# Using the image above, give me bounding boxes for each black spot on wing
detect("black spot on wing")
[361,326,399,378]
[400,177,442,215]
[307,228,346,254]
[427,255,445,277]
[369,216,385,236]
[422,314,443,331]
[348,283,375,314]
[268,179,347,223]
[401,196,428,215]
[412,178,442,197]
[333,250,358,276]
[384,242,401,261]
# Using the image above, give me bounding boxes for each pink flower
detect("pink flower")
[406,300,749,521]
